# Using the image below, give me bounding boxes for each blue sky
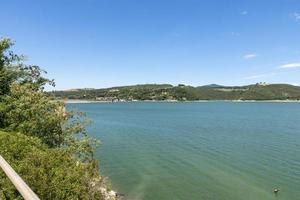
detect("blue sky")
[1,0,300,90]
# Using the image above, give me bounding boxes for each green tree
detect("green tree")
[0,38,98,161]
[0,38,113,199]
[0,38,20,96]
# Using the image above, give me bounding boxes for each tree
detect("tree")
[0,37,114,199]
[0,38,19,96]
[0,38,98,161]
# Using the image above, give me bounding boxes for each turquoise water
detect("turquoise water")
[68,102,300,200]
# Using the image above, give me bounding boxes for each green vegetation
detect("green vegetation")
[0,38,110,199]
[0,131,104,200]
[50,83,300,101]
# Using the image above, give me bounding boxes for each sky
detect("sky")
[1,0,300,90]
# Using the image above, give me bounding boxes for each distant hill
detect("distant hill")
[200,84,224,88]
[48,83,300,101]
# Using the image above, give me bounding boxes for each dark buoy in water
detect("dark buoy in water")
[116,193,125,197]
[273,188,280,194]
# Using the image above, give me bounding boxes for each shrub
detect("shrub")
[0,131,105,200]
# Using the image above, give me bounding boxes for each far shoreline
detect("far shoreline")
[62,99,300,104]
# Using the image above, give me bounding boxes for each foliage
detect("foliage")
[0,38,98,161]
[1,83,65,146]
[0,37,106,199]
[0,131,105,200]
[0,39,54,96]
[0,38,20,96]
[1,83,98,161]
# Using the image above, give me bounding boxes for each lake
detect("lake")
[67,102,300,200]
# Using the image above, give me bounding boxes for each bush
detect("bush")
[0,131,105,200]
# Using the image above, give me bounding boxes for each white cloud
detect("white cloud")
[292,12,300,21]
[244,74,266,79]
[244,54,257,59]
[279,62,300,69]
[241,11,248,15]
[244,72,276,80]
